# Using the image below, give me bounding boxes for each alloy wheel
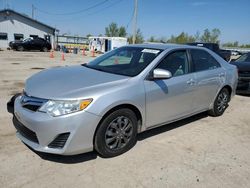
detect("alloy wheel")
[216,91,228,112]
[105,116,133,150]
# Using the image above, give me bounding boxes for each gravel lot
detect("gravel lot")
[0,50,250,188]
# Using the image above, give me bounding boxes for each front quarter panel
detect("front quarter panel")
[85,78,146,130]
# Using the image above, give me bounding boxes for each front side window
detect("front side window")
[190,49,220,72]
[83,47,162,76]
[0,33,8,40]
[157,50,189,77]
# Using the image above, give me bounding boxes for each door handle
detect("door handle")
[187,79,195,85]
[219,73,225,77]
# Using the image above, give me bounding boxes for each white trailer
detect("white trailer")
[89,36,128,53]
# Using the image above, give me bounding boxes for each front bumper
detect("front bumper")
[13,96,102,155]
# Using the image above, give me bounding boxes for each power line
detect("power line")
[36,0,124,23]
[126,3,134,30]
[34,0,109,16]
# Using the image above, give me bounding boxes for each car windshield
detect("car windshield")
[82,47,162,76]
[236,53,250,62]
[23,38,32,42]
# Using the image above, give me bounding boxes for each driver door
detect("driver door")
[144,50,196,128]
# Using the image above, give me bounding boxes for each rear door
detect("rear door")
[144,50,196,128]
[33,38,44,50]
[189,49,225,111]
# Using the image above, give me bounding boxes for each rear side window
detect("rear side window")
[190,49,220,72]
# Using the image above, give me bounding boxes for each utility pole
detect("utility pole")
[132,0,138,44]
[32,4,35,19]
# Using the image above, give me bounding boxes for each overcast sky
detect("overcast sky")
[1,0,250,44]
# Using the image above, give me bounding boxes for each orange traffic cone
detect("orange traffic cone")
[49,50,54,58]
[91,49,95,57]
[91,46,95,57]
[61,52,65,61]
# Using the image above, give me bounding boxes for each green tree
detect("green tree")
[200,28,221,43]
[105,22,127,37]
[148,36,157,42]
[86,34,92,38]
[167,32,195,44]
[128,29,144,44]
[105,22,119,37]
[118,26,127,37]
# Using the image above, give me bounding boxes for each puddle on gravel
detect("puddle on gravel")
[14,81,25,88]
[11,63,20,65]
[31,67,45,70]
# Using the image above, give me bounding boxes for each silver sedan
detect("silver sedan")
[10,44,238,157]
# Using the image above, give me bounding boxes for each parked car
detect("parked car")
[230,52,250,94]
[10,37,51,52]
[7,44,238,157]
[187,42,231,61]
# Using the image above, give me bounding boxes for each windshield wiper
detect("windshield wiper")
[81,64,105,72]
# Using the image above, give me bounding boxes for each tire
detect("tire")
[94,108,138,158]
[42,47,48,52]
[208,88,230,117]
[17,46,24,51]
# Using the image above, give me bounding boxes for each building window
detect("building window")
[14,33,24,41]
[30,35,38,39]
[0,33,8,40]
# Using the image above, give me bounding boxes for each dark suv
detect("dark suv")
[187,42,231,62]
[10,37,51,52]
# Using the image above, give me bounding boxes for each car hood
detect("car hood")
[25,65,130,99]
[230,61,250,71]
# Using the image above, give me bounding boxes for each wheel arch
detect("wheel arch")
[209,84,233,110]
[222,85,232,101]
[93,103,143,146]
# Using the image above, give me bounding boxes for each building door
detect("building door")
[44,35,51,43]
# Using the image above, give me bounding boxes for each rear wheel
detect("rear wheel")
[94,108,138,158]
[17,46,24,51]
[208,88,230,116]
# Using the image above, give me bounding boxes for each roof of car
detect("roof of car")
[127,43,195,50]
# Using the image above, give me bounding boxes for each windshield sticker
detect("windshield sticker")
[142,49,160,54]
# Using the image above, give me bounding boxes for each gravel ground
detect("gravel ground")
[0,50,250,188]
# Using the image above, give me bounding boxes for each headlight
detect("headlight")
[38,99,92,117]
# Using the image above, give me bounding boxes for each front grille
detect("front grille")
[13,116,39,143]
[20,94,48,112]
[48,133,70,149]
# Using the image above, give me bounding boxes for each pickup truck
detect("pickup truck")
[187,42,231,62]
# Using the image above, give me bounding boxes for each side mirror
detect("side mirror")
[152,68,172,80]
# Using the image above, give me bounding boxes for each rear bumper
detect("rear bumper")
[12,96,102,155]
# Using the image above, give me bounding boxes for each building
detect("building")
[89,36,128,53]
[0,9,57,49]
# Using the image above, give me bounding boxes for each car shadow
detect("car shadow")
[24,144,98,164]
[138,112,208,141]
[236,93,250,97]
[24,112,208,164]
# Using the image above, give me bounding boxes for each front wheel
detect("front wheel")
[17,46,24,51]
[208,88,230,117]
[94,108,138,158]
[42,47,48,52]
